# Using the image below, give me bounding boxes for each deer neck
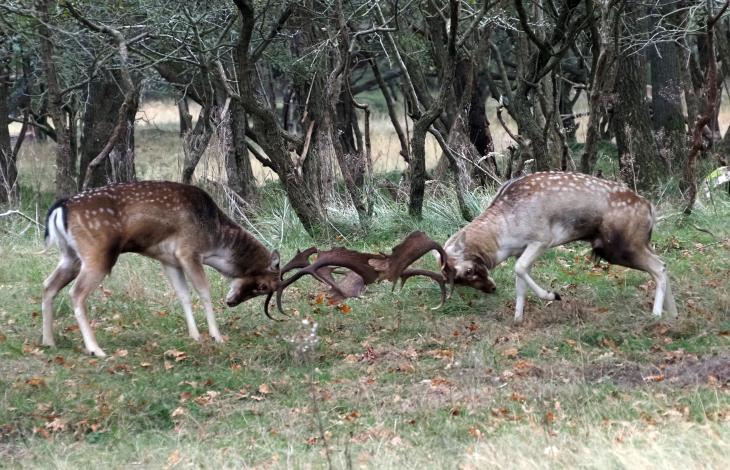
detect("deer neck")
[467,210,505,269]
[206,221,271,278]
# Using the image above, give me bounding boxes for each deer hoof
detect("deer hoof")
[552,292,561,301]
[89,348,107,358]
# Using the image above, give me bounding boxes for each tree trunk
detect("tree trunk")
[178,96,192,137]
[234,0,324,235]
[226,99,257,202]
[0,46,17,203]
[182,104,214,184]
[611,4,662,190]
[650,1,687,176]
[79,69,139,188]
[38,0,76,197]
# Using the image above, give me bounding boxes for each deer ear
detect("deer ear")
[269,250,280,272]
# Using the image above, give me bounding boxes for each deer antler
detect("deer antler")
[264,247,318,319]
[275,231,453,314]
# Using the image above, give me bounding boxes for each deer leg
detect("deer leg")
[514,242,560,303]
[42,254,81,347]
[514,274,528,323]
[69,265,108,357]
[629,250,676,319]
[179,258,223,343]
[663,277,678,318]
[162,264,201,341]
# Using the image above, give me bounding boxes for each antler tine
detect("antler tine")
[262,247,318,321]
[275,265,350,314]
[371,231,455,305]
[275,248,381,314]
[280,247,318,278]
[399,268,447,310]
[263,291,287,321]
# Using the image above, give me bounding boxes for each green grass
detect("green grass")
[2,159,730,468]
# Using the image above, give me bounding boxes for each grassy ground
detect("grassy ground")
[1,172,729,468]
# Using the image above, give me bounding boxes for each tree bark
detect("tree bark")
[38,0,76,197]
[226,99,257,202]
[611,3,662,190]
[233,0,324,235]
[0,41,17,203]
[650,1,686,175]
[79,69,139,188]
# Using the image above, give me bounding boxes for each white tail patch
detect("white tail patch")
[45,207,76,253]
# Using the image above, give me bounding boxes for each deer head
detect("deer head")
[443,231,497,294]
[224,250,281,307]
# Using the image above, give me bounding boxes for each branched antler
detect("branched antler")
[271,231,455,315]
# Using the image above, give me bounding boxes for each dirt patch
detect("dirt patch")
[585,353,730,388]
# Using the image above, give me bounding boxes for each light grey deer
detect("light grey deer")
[442,171,678,322]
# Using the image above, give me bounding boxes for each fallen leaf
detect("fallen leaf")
[501,347,519,358]
[167,449,182,467]
[26,377,45,388]
[171,407,186,418]
[45,417,65,432]
[194,390,220,406]
[343,410,361,421]
[468,426,482,439]
[113,349,128,358]
[258,383,272,395]
[644,374,665,382]
[164,349,187,362]
[140,362,152,368]
[511,392,526,402]
[338,304,352,314]
[343,354,359,363]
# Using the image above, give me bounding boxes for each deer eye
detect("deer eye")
[465,267,474,276]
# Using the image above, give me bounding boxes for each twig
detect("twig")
[0,210,45,228]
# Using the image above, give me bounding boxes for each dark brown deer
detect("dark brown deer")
[42,181,281,357]
[441,171,678,322]
[271,231,454,315]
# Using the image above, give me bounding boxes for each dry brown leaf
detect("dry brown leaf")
[164,349,187,362]
[113,349,128,358]
[468,426,482,439]
[344,354,359,363]
[166,449,182,467]
[171,407,186,418]
[502,347,519,358]
[258,383,272,395]
[343,410,361,421]
[26,377,45,388]
[45,417,65,432]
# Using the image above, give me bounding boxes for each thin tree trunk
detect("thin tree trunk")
[0,44,18,203]
[226,99,257,202]
[38,0,76,197]
[79,69,139,188]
